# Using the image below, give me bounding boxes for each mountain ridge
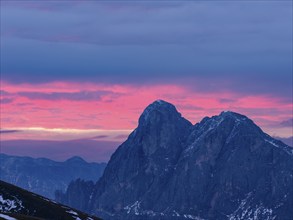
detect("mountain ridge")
[57,100,293,220]
[0,154,106,199]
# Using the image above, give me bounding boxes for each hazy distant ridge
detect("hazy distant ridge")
[0,154,106,199]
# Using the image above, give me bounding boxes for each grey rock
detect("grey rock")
[60,100,293,220]
[55,178,95,212]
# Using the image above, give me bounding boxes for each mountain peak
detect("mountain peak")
[61,101,293,220]
[219,110,247,119]
[138,100,183,125]
[214,110,258,130]
[215,110,251,125]
[197,111,251,130]
[222,111,262,127]
[146,99,176,111]
[66,156,86,163]
[153,99,169,105]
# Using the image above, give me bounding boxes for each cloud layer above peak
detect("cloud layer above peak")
[1,1,292,100]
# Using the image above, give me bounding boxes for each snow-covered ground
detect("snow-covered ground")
[0,195,23,212]
[0,213,17,220]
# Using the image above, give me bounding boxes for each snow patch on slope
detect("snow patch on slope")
[183,214,205,219]
[0,195,23,212]
[65,209,84,220]
[66,210,78,216]
[0,213,17,220]
[228,193,276,220]
[124,201,141,215]
[124,201,204,219]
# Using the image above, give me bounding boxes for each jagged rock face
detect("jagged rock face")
[154,112,293,220]
[90,101,192,215]
[55,179,95,212]
[60,100,293,220]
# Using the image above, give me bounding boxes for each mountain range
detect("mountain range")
[0,154,106,199]
[58,100,293,220]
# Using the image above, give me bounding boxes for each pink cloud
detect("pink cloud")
[1,81,292,138]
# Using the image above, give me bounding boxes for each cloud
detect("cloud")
[1,81,292,136]
[0,86,120,102]
[83,135,109,140]
[17,90,114,101]
[0,129,21,133]
[0,1,292,100]
[0,98,14,104]
[2,1,291,46]
[90,135,109,139]
[114,134,129,140]
[0,1,292,143]
[280,118,293,127]
[219,98,236,104]
[0,90,11,95]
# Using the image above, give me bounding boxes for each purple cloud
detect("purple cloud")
[1,98,14,104]
[76,135,109,140]
[280,118,293,127]
[0,90,12,96]
[17,91,115,101]
[114,134,129,140]
[219,98,236,104]
[1,1,291,103]
[0,129,21,133]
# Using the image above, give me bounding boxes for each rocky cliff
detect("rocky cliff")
[59,100,293,220]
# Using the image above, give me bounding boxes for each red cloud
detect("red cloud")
[1,81,292,135]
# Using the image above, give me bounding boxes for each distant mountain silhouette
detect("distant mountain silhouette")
[0,154,106,199]
[58,100,293,220]
[274,136,293,147]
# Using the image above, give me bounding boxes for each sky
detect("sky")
[0,1,292,162]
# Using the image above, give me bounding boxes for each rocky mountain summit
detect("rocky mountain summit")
[58,100,293,220]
